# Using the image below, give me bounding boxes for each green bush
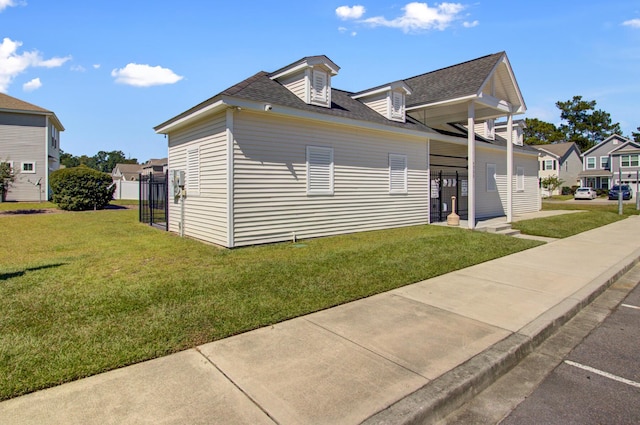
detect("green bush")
[561,186,572,195]
[50,166,115,211]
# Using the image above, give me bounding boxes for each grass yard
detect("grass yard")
[0,209,541,400]
[512,201,640,238]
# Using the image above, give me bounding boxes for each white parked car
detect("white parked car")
[574,187,597,200]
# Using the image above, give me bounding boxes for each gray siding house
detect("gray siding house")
[579,134,640,191]
[534,142,582,196]
[155,52,540,248]
[0,93,64,201]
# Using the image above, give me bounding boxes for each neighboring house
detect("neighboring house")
[155,52,540,248]
[533,142,582,196]
[112,163,142,181]
[0,93,64,201]
[140,158,168,176]
[579,134,640,191]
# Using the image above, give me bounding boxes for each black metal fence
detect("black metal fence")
[139,171,168,230]
[430,171,468,222]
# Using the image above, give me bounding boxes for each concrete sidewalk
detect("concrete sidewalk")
[2,216,640,425]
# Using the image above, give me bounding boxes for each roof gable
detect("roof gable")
[534,142,580,162]
[581,134,630,156]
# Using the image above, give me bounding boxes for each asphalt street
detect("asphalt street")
[500,281,640,424]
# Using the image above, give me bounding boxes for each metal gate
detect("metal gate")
[139,171,168,230]
[430,171,468,222]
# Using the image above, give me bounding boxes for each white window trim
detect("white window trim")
[600,156,609,169]
[586,157,596,169]
[21,161,36,174]
[516,166,525,192]
[306,145,334,195]
[620,154,639,168]
[544,159,554,171]
[186,147,200,196]
[486,163,497,192]
[389,153,408,194]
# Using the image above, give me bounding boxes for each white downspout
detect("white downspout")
[467,102,476,229]
[506,113,513,222]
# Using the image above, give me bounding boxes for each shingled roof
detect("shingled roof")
[0,92,51,113]
[0,92,64,130]
[404,52,505,107]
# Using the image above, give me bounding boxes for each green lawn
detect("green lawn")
[511,200,640,238]
[0,210,542,400]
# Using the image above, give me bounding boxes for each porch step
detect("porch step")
[477,223,521,237]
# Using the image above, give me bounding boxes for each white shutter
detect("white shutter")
[187,147,200,195]
[516,166,525,191]
[307,146,334,195]
[486,163,497,192]
[391,92,404,121]
[311,70,328,106]
[389,154,407,193]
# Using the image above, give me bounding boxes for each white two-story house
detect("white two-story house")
[533,142,582,195]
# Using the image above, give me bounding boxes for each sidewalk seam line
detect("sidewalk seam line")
[194,347,281,425]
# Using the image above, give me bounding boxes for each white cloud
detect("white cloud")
[23,77,41,92]
[463,20,479,28]
[336,5,365,20]
[0,0,23,12]
[111,63,183,87]
[622,18,640,28]
[362,2,466,32]
[71,65,86,72]
[93,64,101,69]
[0,37,71,93]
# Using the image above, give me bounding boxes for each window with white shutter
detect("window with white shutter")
[389,154,407,193]
[187,147,200,195]
[486,163,497,192]
[310,70,329,106]
[390,91,404,121]
[306,146,334,195]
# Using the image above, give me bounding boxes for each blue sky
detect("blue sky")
[1,0,639,162]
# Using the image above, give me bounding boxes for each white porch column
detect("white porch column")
[506,113,513,222]
[467,102,476,229]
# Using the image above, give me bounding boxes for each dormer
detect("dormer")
[270,56,340,108]
[352,81,412,123]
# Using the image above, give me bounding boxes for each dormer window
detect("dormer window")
[352,81,411,123]
[270,56,339,109]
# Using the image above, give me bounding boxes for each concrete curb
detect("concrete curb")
[362,246,640,425]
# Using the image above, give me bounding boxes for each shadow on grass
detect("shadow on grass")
[1,263,66,281]
[2,209,48,215]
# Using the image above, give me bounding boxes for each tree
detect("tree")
[0,161,16,202]
[523,118,564,145]
[60,150,80,168]
[556,96,621,151]
[632,127,640,143]
[60,150,138,172]
[540,175,564,197]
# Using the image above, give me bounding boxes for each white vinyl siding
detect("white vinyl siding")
[280,73,307,103]
[167,113,228,246]
[476,148,540,218]
[310,70,329,107]
[306,146,334,195]
[516,166,525,191]
[389,154,407,193]
[231,111,428,247]
[486,163,497,192]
